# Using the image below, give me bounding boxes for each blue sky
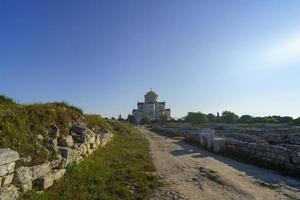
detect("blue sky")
[1,0,300,118]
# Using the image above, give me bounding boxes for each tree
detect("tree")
[207,113,216,123]
[160,114,168,122]
[263,116,279,123]
[126,114,135,124]
[118,114,123,121]
[239,115,253,123]
[278,116,293,123]
[292,117,300,126]
[216,112,220,122]
[221,111,239,123]
[185,112,208,124]
[0,95,15,105]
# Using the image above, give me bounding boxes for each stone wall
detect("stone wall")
[151,126,300,177]
[0,124,113,200]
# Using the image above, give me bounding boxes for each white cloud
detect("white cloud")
[263,32,300,68]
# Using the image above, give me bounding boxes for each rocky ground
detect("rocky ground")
[139,127,300,200]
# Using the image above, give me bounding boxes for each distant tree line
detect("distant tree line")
[184,111,300,125]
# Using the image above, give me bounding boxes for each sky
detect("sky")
[1,0,300,119]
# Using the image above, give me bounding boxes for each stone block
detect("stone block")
[58,135,74,147]
[34,173,54,190]
[53,169,66,181]
[13,167,33,185]
[0,185,19,200]
[72,134,87,143]
[31,163,52,180]
[71,125,87,135]
[59,147,79,166]
[0,165,8,176]
[1,173,14,186]
[50,124,60,139]
[20,182,32,193]
[44,138,58,151]
[0,149,19,166]
[0,177,2,188]
[6,162,15,173]
[213,137,225,152]
[50,155,62,169]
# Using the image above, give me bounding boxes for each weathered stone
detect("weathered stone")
[213,137,225,152]
[34,173,54,190]
[72,134,87,143]
[58,135,74,147]
[71,125,87,135]
[0,177,2,188]
[6,162,15,173]
[50,154,62,168]
[44,138,58,151]
[31,163,52,180]
[50,124,60,139]
[20,181,32,193]
[0,165,8,176]
[53,169,66,181]
[59,147,78,166]
[0,185,19,200]
[1,173,14,186]
[13,167,33,185]
[37,134,44,141]
[0,149,19,166]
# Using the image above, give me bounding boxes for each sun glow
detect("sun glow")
[263,32,300,68]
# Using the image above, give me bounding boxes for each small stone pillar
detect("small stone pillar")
[199,128,216,149]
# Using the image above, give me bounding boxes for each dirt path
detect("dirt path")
[139,127,300,200]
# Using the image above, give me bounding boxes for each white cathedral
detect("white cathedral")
[132,90,171,123]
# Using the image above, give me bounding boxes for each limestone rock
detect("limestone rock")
[50,124,60,139]
[71,125,87,135]
[72,133,87,143]
[20,182,32,193]
[0,185,19,200]
[0,149,19,166]
[13,166,33,185]
[59,147,78,166]
[0,165,8,176]
[6,162,15,174]
[58,135,74,147]
[1,173,14,186]
[37,134,44,141]
[53,169,66,181]
[34,173,54,190]
[44,138,58,151]
[31,163,52,180]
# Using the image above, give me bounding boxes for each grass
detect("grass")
[171,136,185,141]
[23,122,162,200]
[0,96,113,166]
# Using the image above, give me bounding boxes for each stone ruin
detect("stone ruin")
[151,125,300,177]
[0,124,113,200]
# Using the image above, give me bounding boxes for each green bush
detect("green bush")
[185,112,208,124]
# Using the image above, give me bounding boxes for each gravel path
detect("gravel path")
[139,127,300,200]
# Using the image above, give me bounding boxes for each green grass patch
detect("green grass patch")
[24,124,162,200]
[0,97,114,166]
[171,136,185,141]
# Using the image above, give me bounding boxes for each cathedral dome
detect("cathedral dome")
[144,90,158,103]
[145,90,158,97]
